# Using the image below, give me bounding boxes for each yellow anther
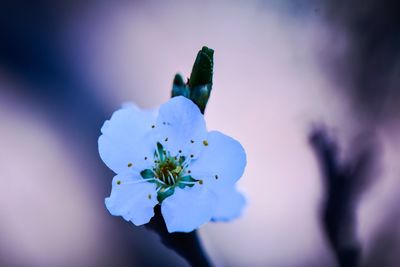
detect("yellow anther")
[198,180,203,185]
[203,140,209,146]
[174,166,182,173]
[116,180,121,185]
[127,163,133,167]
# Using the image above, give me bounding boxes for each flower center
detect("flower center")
[154,157,182,186]
[139,142,200,202]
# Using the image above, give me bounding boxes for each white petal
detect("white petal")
[211,186,246,222]
[98,105,157,174]
[105,172,158,226]
[189,131,246,189]
[156,96,207,158]
[161,185,216,233]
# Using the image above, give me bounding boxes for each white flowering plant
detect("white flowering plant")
[98,46,246,265]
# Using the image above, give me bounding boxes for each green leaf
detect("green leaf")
[177,175,196,189]
[156,142,165,161]
[140,169,155,179]
[157,187,175,202]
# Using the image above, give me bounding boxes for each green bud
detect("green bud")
[190,85,211,114]
[172,74,190,98]
[188,46,214,89]
[173,73,185,86]
[170,47,214,114]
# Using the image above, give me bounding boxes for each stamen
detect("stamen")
[165,137,168,142]
[198,180,203,185]
[179,150,182,153]
[116,180,121,185]
[215,175,219,180]
[156,186,164,193]
[127,163,133,167]
[151,125,155,128]
[179,181,197,185]
[156,179,167,186]
[190,154,194,158]
[174,166,182,173]
[121,178,157,185]
[168,171,175,184]
[190,140,194,143]
[147,194,152,200]
[203,140,208,146]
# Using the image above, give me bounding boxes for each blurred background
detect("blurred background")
[0,0,399,266]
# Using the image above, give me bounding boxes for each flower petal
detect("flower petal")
[98,105,157,174]
[161,185,216,233]
[189,131,246,189]
[105,172,158,226]
[211,185,246,222]
[156,96,207,158]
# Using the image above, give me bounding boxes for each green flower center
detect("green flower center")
[140,142,198,202]
[155,156,182,185]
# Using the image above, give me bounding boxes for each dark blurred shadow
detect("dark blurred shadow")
[0,1,185,266]
[310,124,379,267]
[364,206,400,267]
[322,0,400,123]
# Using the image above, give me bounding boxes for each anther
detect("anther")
[215,175,219,180]
[151,125,155,128]
[190,140,194,143]
[116,180,121,185]
[144,157,148,160]
[188,170,191,174]
[165,137,168,142]
[179,150,182,153]
[147,194,152,200]
[198,180,203,185]
[203,140,209,146]
[127,163,133,167]
[190,154,194,158]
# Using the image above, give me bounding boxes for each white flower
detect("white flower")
[99,96,246,233]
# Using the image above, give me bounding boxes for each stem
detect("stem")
[146,205,212,267]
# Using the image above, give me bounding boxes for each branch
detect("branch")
[309,124,378,267]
